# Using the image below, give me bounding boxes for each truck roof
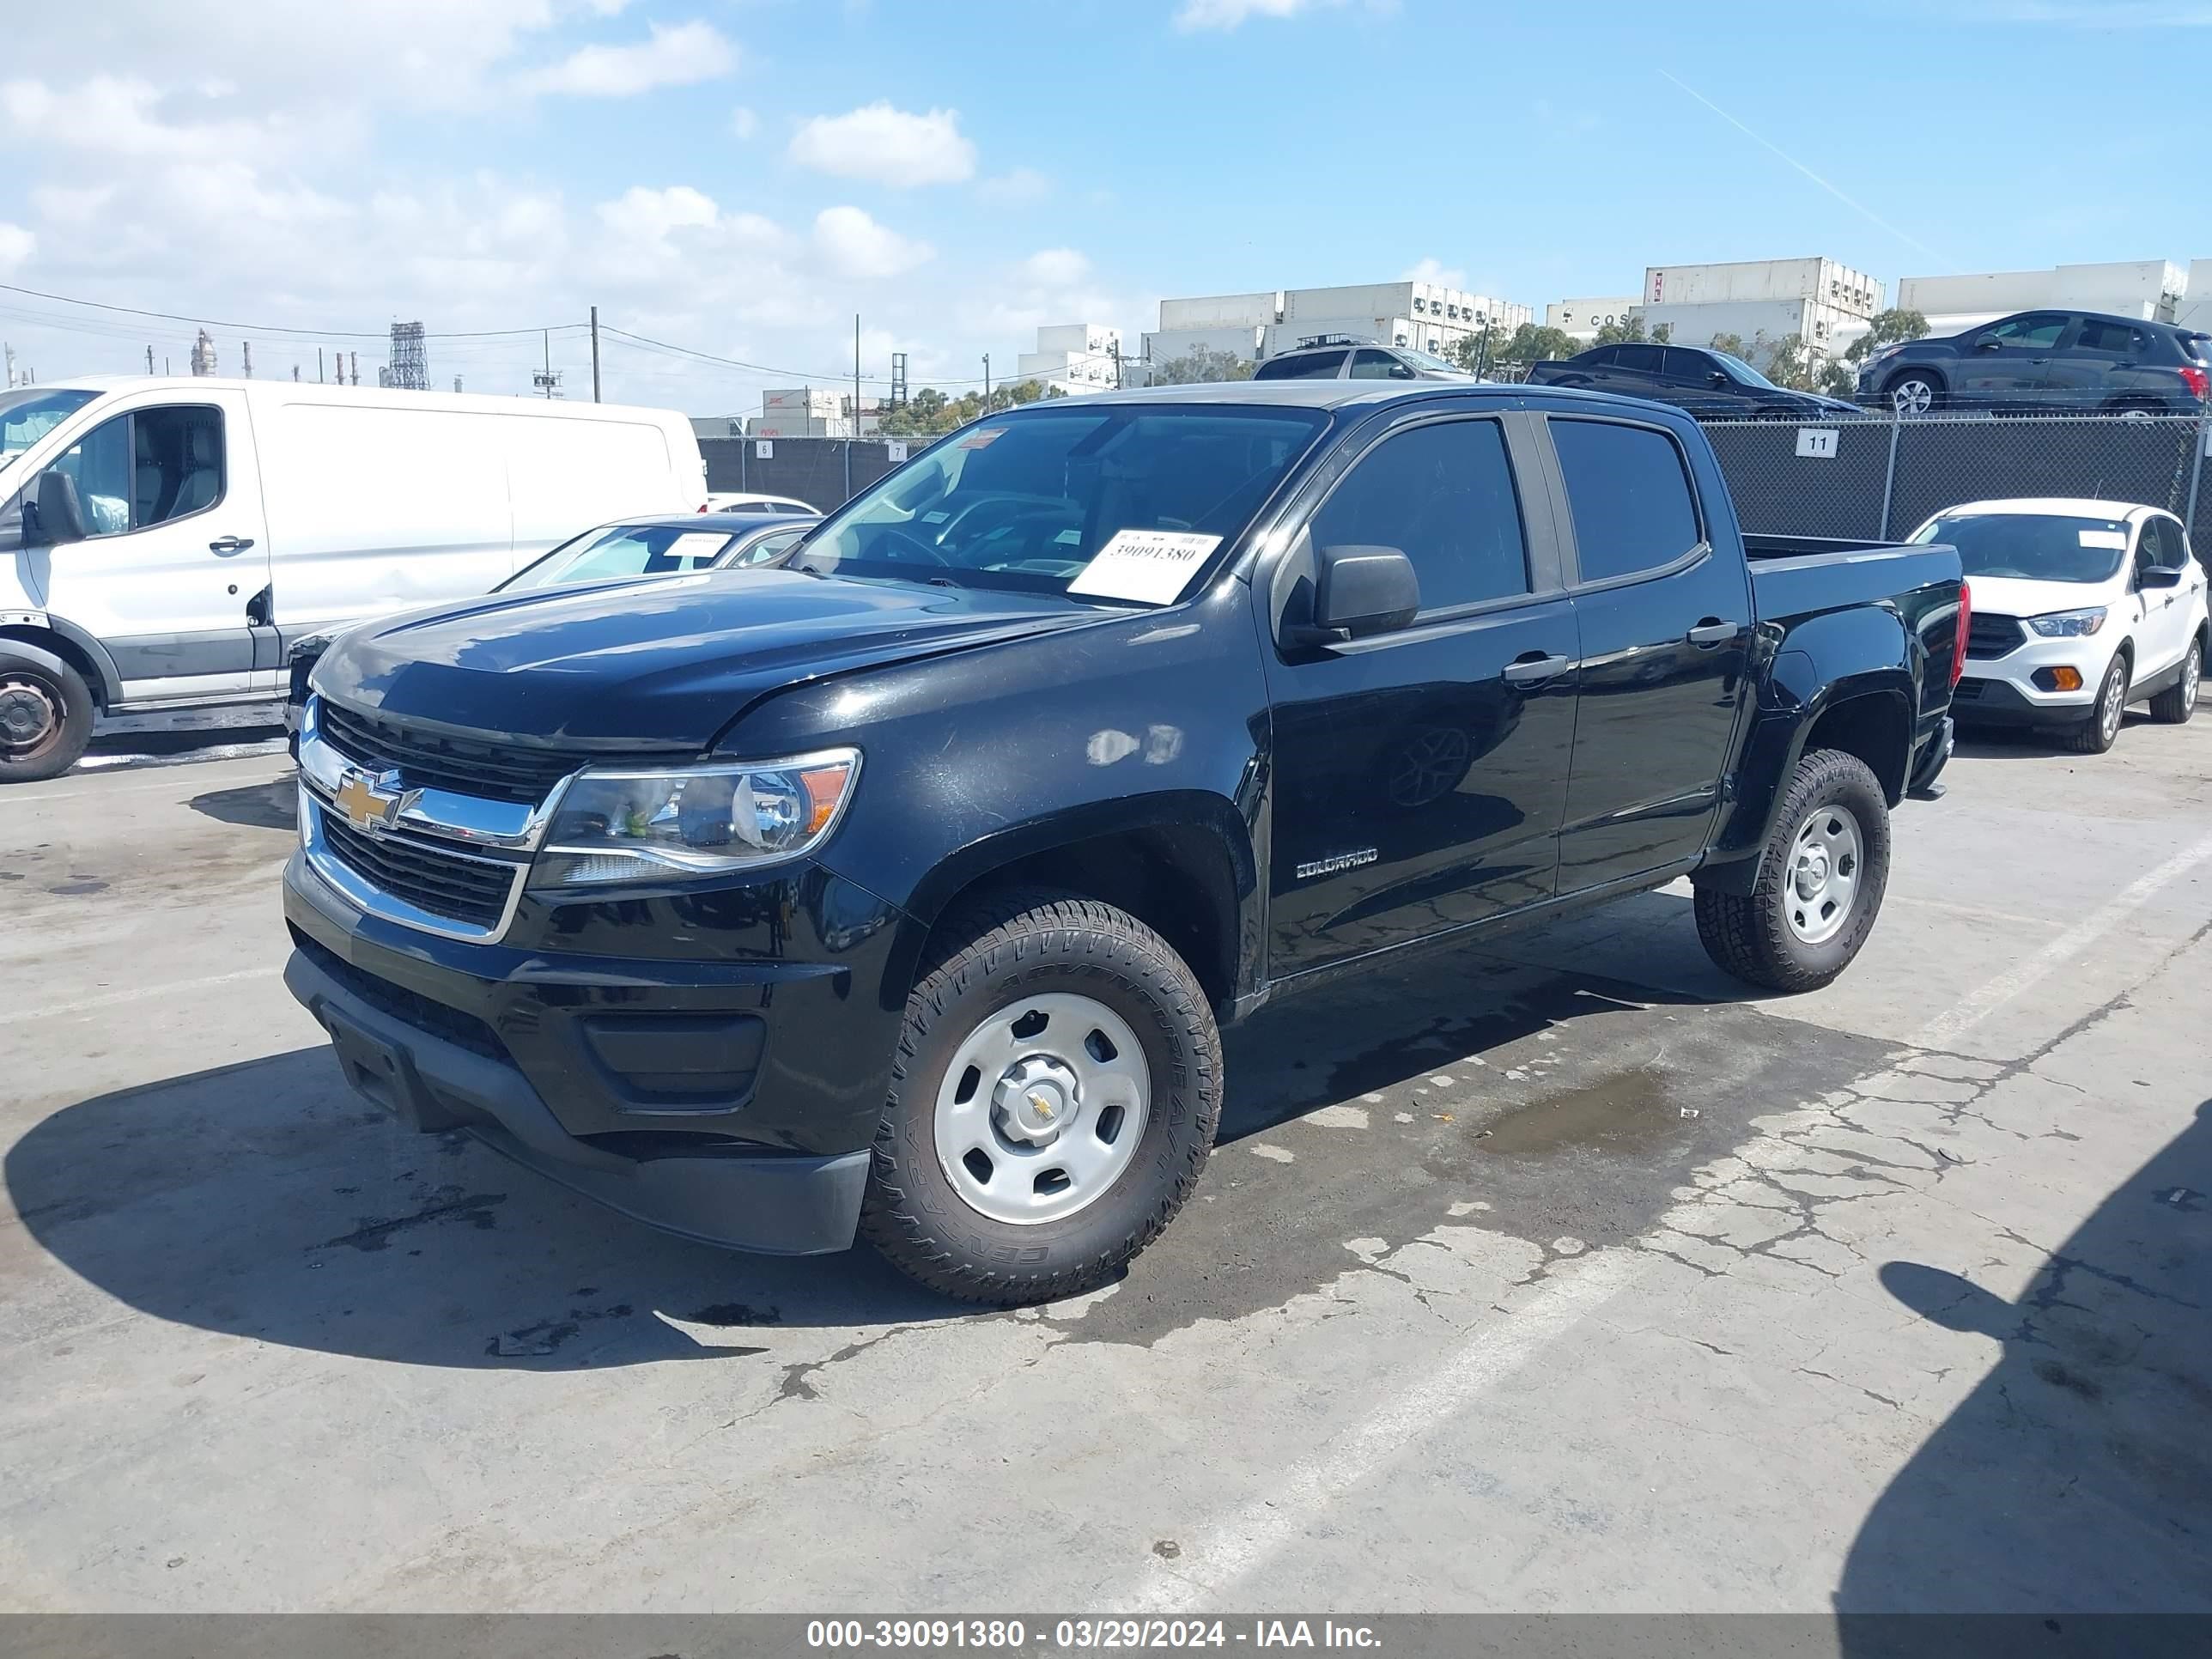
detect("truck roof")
[1071,380,1668,416]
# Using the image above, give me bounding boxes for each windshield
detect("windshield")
[1711,351,1776,388]
[500,522,743,590]
[793,404,1329,601]
[1911,513,2130,584]
[1400,348,1463,374]
[0,388,99,470]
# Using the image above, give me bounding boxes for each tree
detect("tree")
[1152,347,1255,386]
[1764,333,1816,391]
[1462,323,1580,370]
[1590,314,1648,348]
[1844,308,1930,364]
[1707,332,1747,359]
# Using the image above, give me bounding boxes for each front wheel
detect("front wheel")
[860,890,1222,1305]
[1696,749,1892,993]
[1886,373,1941,416]
[2148,640,2199,724]
[2063,654,2129,753]
[0,647,95,784]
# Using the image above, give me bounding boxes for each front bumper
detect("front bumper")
[1955,631,2115,723]
[283,848,915,1255]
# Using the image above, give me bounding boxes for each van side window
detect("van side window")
[133,406,226,526]
[1552,418,1704,584]
[48,415,134,537]
[1309,418,1529,614]
[42,405,224,538]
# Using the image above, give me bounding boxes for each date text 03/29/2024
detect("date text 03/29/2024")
[805,1619,1382,1650]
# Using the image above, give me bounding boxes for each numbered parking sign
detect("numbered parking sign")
[1796,428,1839,460]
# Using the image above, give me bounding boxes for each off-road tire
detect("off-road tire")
[0,647,94,784]
[2063,653,2129,753]
[1695,748,1892,994]
[2148,639,2199,725]
[859,889,1222,1305]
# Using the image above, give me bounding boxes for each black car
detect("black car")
[1859,309,2212,416]
[283,380,1963,1304]
[1526,343,1861,420]
[283,511,817,738]
[1252,338,1474,381]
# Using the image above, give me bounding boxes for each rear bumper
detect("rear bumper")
[1908,714,1954,796]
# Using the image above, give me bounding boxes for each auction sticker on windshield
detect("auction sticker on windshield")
[1066,529,1224,604]
[2080,529,2127,550]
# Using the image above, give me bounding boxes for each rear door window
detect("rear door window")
[1349,349,1416,380]
[1614,344,1664,376]
[1551,418,1705,585]
[1255,350,1348,380]
[2073,319,2140,356]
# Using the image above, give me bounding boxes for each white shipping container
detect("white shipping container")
[2179,259,2212,333]
[1899,260,2185,325]
[1158,292,1281,330]
[1644,258,1881,318]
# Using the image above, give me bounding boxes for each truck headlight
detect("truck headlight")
[530,749,860,888]
[2026,607,2107,637]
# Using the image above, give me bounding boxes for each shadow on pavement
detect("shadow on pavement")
[188,776,297,830]
[1838,1098,2212,1616]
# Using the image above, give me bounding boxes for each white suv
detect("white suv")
[1916,497,2206,753]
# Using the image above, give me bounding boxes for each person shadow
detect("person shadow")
[1838,1098,2212,1637]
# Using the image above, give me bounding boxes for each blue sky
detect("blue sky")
[3,0,2208,411]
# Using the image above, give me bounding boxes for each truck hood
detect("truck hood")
[314,568,1099,749]
[1956,574,2118,622]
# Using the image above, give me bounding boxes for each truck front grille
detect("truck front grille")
[319,701,587,805]
[317,807,520,931]
[1966,614,2026,659]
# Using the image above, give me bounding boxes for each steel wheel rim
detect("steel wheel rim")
[933,992,1151,1226]
[1892,380,1932,415]
[2102,665,2126,738]
[1784,803,1863,945]
[0,673,64,761]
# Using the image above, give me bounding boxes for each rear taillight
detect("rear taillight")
[2180,364,2209,402]
[1951,580,1972,689]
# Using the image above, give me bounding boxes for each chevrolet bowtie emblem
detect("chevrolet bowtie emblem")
[333,768,420,834]
[1028,1091,1056,1122]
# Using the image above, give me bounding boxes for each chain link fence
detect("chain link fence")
[1703,411,2210,561]
[698,436,903,511]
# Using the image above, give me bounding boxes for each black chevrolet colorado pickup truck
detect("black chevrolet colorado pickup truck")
[283,381,1966,1304]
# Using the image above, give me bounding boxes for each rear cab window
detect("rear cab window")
[1255,351,1349,380]
[1549,418,1705,585]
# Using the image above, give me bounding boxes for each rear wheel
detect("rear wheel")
[2063,654,2130,753]
[1696,749,1891,993]
[1886,373,1941,415]
[0,647,94,784]
[860,890,1222,1305]
[2148,640,2200,724]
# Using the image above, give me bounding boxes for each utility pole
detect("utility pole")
[544,329,552,399]
[349,351,359,386]
[854,313,863,433]
[146,345,155,374]
[590,306,601,402]
[241,341,252,379]
[318,347,325,384]
[982,354,991,398]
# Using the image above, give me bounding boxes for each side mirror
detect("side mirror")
[31,469,88,545]
[1709,371,1730,387]
[2138,566,2182,590]
[1973,335,2002,352]
[1287,544,1419,647]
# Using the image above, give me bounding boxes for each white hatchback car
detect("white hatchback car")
[1915,497,2206,752]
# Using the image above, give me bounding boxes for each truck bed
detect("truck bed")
[1744,533,1962,635]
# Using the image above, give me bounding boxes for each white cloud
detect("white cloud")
[1174,0,1346,30]
[519,20,737,97]
[729,105,759,139]
[811,206,933,278]
[789,102,975,186]
[977,167,1051,207]
[0,222,33,277]
[1019,248,1091,288]
[1402,257,1467,289]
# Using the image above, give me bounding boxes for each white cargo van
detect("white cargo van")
[0,377,707,780]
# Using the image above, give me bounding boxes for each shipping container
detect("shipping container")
[1899,260,2185,328]
[1643,258,1881,319]
[1158,292,1281,330]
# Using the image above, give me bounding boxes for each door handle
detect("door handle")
[1502,653,1574,685]
[1687,619,1740,647]
[209,536,255,554]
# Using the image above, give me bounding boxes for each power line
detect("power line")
[0,281,580,342]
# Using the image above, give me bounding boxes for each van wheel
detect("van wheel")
[2148,640,2199,724]
[2063,654,2129,753]
[860,890,1222,1305]
[1695,749,1891,994]
[0,647,94,784]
